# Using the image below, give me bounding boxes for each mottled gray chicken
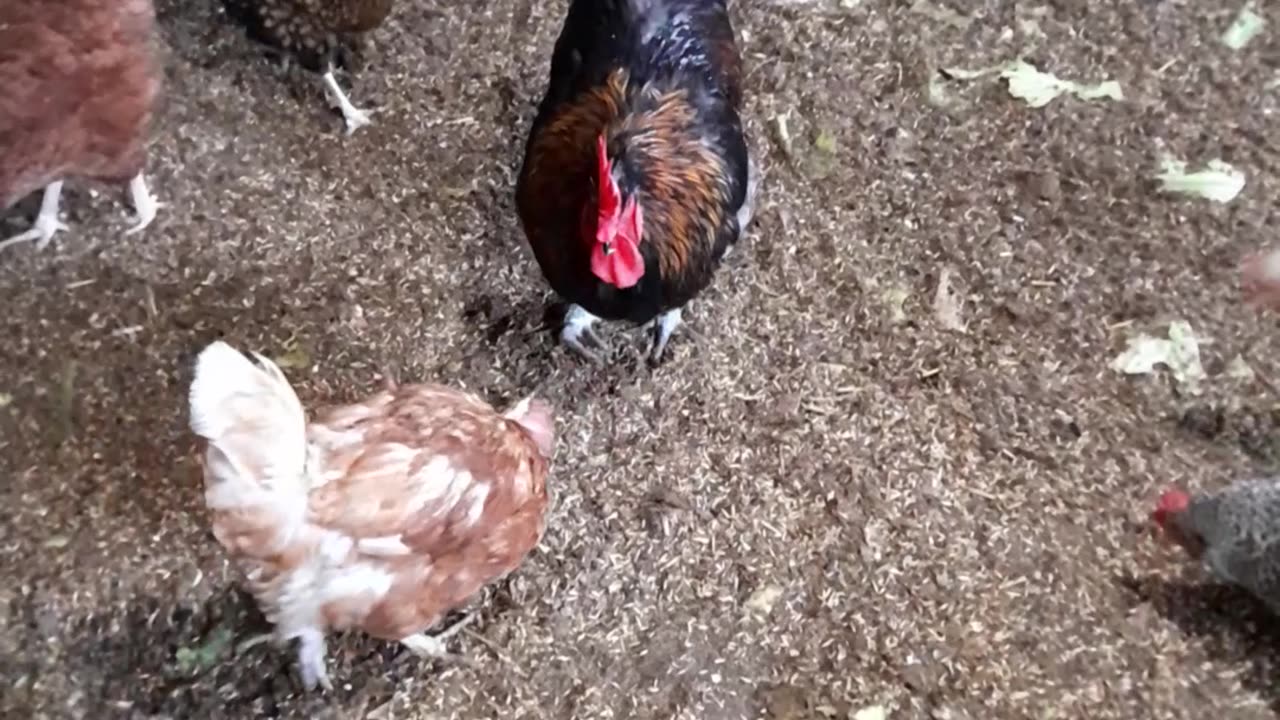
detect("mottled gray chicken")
[224,0,395,134]
[1153,479,1280,612]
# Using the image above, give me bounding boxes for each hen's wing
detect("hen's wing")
[0,4,97,198]
[305,385,549,559]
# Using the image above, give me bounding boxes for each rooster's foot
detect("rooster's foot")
[322,69,374,136]
[648,308,683,364]
[0,181,68,252]
[562,304,610,364]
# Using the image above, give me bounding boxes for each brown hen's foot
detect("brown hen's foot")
[400,613,478,663]
[0,181,68,252]
[125,173,161,235]
[648,308,683,364]
[321,69,374,135]
[562,303,610,364]
[296,627,333,691]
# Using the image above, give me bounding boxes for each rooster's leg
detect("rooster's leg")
[321,68,374,136]
[399,613,477,662]
[295,627,333,691]
[0,181,69,253]
[737,154,760,234]
[125,173,162,235]
[649,308,683,363]
[722,155,759,263]
[562,304,610,364]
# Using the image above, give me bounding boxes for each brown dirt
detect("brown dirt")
[3,0,1280,718]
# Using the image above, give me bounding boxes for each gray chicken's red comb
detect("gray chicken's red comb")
[1153,489,1190,526]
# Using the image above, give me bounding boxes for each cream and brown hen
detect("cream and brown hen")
[188,341,554,690]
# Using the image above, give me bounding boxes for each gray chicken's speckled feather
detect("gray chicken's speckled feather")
[223,0,394,73]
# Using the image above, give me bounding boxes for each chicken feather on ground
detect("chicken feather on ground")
[222,0,395,135]
[188,341,555,690]
[0,0,162,253]
[516,0,759,365]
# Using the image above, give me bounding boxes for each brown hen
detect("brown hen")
[188,341,555,690]
[0,0,162,253]
[223,0,395,134]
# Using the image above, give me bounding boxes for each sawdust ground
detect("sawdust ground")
[3,1,1280,718]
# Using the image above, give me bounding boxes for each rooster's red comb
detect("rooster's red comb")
[595,134,620,217]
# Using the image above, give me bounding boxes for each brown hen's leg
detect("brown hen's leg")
[399,613,478,662]
[125,173,161,235]
[296,627,333,691]
[562,303,610,364]
[0,181,68,252]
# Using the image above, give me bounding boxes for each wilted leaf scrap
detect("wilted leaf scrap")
[1156,156,1245,204]
[175,626,233,675]
[273,335,313,370]
[771,113,794,158]
[933,267,967,332]
[744,584,784,616]
[813,129,838,155]
[942,60,1122,108]
[882,286,910,325]
[1225,355,1256,382]
[853,705,888,720]
[1110,321,1206,395]
[1001,60,1123,107]
[1222,5,1266,50]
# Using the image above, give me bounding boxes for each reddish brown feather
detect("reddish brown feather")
[518,70,728,285]
[612,90,725,277]
[0,0,161,208]
[517,71,628,293]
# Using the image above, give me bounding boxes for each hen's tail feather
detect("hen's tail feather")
[504,396,556,459]
[188,341,311,555]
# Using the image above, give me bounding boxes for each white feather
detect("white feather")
[462,482,491,527]
[188,340,312,552]
[358,535,414,556]
[405,455,461,511]
[189,341,308,485]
